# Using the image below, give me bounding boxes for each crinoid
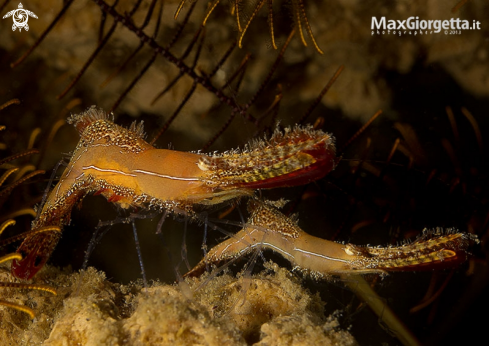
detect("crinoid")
[0,221,57,320]
[175,0,324,53]
[0,100,57,319]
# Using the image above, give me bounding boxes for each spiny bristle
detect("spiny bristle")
[417,227,479,243]
[204,125,334,159]
[247,199,301,239]
[67,107,149,153]
[129,120,147,140]
[67,106,110,134]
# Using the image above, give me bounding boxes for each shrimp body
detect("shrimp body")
[12,106,336,279]
[186,200,478,278]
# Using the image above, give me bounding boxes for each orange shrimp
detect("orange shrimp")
[12,106,336,279]
[186,200,479,278]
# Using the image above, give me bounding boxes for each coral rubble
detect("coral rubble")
[0,262,356,346]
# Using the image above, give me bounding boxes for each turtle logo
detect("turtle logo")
[2,3,38,32]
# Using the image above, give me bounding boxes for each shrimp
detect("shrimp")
[185,200,478,346]
[12,106,336,279]
[186,199,479,278]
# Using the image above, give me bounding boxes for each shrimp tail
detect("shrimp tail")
[198,125,336,190]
